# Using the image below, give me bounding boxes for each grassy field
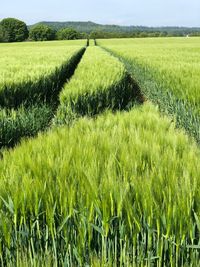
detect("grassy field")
[98,37,200,143]
[0,38,199,266]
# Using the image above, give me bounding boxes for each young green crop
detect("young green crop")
[0,40,86,85]
[98,37,200,143]
[56,46,139,123]
[0,40,86,108]
[0,40,86,149]
[0,103,199,266]
[0,38,199,266]
[0,104,53,149]
[98,37,200,106]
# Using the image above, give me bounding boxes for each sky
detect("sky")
[0,0,200,27]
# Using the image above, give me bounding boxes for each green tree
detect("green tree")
[29,24,55,41]
[90,31,106,39]
[159,31,168,37]
[56,28,80,40]
[139,32,151,38]
[0,18,29,42]
[0,25,4,42]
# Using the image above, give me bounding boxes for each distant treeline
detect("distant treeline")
[90,31,200,38]
[1,18,200,43]
[32,21,200,38]
[0,18,85,42]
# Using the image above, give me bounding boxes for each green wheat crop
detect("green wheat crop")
[56,46,137,123]
[98,37,200,143]
[98,37,200,107]
[0,103,199,266]
[0,40,86,107]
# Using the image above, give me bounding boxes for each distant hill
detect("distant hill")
[29,21,200,35]
[30,21,99,32]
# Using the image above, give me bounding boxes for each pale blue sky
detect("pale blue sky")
[0,0,200,27]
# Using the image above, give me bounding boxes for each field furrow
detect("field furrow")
[0,40,86,108]
[98,38,200,144]
[0,38,199,266]
[56,46,142,124]
[0,41,86,149]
